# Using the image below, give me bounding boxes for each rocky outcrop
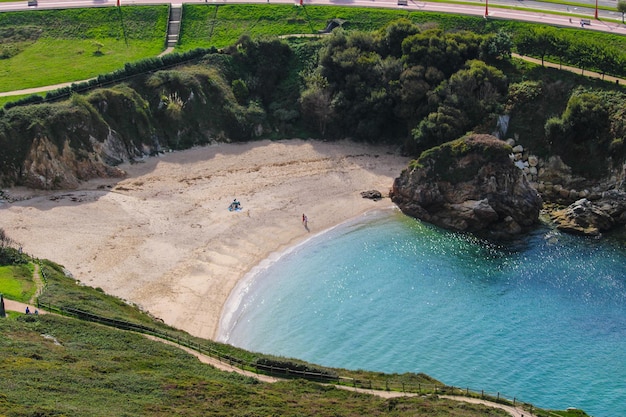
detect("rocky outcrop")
[20,134,127,189]
[360,190,382,200]
[390,134,543,239]
[550,190,626,236]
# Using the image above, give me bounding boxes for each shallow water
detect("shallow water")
[219,210,626,417]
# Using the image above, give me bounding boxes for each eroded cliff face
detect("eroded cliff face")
[0,62,273,190]
[390,134,543,239]
[1,93,152,189]
[20,132,128,189]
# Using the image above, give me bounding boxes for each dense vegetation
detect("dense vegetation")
[2,13,625,186]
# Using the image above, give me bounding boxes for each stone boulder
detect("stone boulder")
[550,190,626,236]
[360,190,383,200]
[390,134,543,238]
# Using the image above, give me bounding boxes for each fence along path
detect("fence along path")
[146,333,537,417]
[4,298,538,417]
[2,260,540,417]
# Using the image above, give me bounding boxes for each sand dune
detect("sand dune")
[1,139,410,339]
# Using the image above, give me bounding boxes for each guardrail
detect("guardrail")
[33,261,538,414]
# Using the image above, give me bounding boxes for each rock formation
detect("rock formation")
[360,190,382,200]
[390,134,543,238]
[21,134,127,189]
[550,190,626,236]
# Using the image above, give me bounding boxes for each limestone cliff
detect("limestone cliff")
[390,134,543,238]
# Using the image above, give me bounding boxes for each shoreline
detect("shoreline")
[216,206,398,342]
[1,139,410,339]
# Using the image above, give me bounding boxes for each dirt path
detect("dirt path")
[146,330,537,415]
[3,298,45,315]
[3,300,536,416]
[512,53,626,85]
[441,395,537,417]
[28,262,43,305]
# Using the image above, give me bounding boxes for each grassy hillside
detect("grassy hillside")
[0,6,168,92]
[1,314,519,417]
[0,263,35,302]
[0,256,535,417]
[177,4,626,51]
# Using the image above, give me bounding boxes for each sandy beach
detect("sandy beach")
[1,139,410,339]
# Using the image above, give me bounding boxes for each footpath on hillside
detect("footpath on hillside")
[512,53,626,85]
[3,293,537,417]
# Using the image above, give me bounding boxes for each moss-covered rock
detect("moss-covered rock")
[391,133,543,238]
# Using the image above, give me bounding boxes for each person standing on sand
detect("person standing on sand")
[302,214,308,230]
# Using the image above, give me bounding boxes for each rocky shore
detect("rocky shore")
[506,138,626,237]
[390,134,626,239]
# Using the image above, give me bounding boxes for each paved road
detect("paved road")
[2,0,626,23]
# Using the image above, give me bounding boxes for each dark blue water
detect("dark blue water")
[219,210,626,417]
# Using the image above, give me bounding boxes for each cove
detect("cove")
[218,209,626,417]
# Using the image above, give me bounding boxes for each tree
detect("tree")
[550,33,570,70]
[618,0,626,23]
[545,91,613,178]
[393,65,434,128]
[444,60,507,123]
[411,105,467,154]
[299,73,333,137]
[480,31,513,61]
[376,18,420,58]
[514,27,556,66]
[231,79,249,105]
[567,39,595,76]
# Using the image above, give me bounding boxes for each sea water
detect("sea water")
[219,210,626,417]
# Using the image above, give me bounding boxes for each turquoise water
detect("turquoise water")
[219,210,626,417]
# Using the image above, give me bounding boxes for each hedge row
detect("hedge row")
[2,47,217,111]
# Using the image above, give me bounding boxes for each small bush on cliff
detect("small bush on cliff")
[544,88,626,178]
[413,134,512,184]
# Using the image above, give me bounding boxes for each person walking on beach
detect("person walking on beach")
[302,214,308,230]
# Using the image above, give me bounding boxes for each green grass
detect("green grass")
[0,6,168,92]
[0,262,35,302]
[0,314,516,417]
[178,4,626,51]
[2,4,626,93]
[0,39,163,92]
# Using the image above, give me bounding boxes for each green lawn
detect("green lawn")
[0,39,163,92]
[0,263,35,302]
[0,5,169,93]
[178,4,433,50]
